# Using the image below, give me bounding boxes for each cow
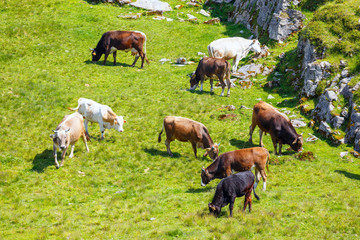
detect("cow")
[50,112,90,169]
[208,171,260,217]
[90,30,149,68]
[68,98,126,140]
[158,116,219,159]
[201,147,269,191]
[207,37,262,72]
[189,57,231,97]
[249,101,303,155]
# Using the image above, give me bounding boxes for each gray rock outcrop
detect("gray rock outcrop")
[228,0,305,41]
[301,61,331,97]
[130,0,172,12]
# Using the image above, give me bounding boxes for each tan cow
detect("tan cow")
[201,147,270,191]
[50,112,90,169]
[158,116,219,159]
[249,101,303,155]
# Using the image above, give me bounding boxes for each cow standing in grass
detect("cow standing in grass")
[90,30,149,68]
[201,147,269,191]
[208,171,260,217]
[208,37,262,72]
[50,112,90,169]
[249,101,303,155]
[158,116,219,159]
[189,57,231,97]
[68,98,125,140]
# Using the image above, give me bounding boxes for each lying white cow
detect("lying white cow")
[69,98,125,139]
[50,112,90,169]
[207,37,262,72]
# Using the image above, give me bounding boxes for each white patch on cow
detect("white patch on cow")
[250,164,255,170]
[110,47,118,54]
[201,180,206,187]
[263,182,266,191]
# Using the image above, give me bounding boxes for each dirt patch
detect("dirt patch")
[296,151,315,161]
[218,114,237,120]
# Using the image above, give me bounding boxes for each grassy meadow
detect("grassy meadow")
[1,0,360,239]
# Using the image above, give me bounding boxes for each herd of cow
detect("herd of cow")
[50,30,303,217]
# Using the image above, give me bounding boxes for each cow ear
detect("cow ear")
[205,169,209,175]
[114,119,118,125]
[50,134,55,138]
[89,48,94,51]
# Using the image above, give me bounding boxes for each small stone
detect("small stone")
[240,105,250,109]
[199,9,210,17]
[115,190,125,194]
[203,18,220,24]
[85,84,90,87]
[187,14,197,21]
[291,119,306,128]
[267,94,275,99]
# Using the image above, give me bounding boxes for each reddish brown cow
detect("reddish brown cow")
[249,101,303,155]
[90,30,149,68]
[158,116,219,159]
[189,57,231,97]
[201,147,269,191]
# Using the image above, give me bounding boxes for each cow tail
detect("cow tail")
[158,124,164,143]
[253,185,260,201]
[143,35,149,64]
[67,104,79,111]
[85,131,91,142]
[266,149,270,173]
[207,44,213,57]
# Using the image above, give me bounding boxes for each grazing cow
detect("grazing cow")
[68,98,126,139]
[189,57,231,97]
[249,101,303,155]
[90,30,149,68]
[208,37,262,72]
[208,171,260,217]
[50,112,90,169]
[158,116,219,159]
[201,147,269,191]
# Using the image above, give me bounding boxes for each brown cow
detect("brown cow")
[249,101,303,155]
[201,147,269,191]
[90,30,149,68]
[189,57,231,97]
[158,116,219,159]
[50,112,90,169]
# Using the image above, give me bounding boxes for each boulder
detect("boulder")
[301,61,331,97]
[291,119,306,128]
[312,95,334,122]
[235,64,264,78]
[319,121,332,137]
[331,116,344,129]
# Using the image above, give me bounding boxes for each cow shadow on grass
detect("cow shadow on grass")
[335,170,360,181]
[143,147,181,158]
[186,186,213,193]
[187,89,215,96]
[229,138,257,149]
[84,60,132,68]
[31,149,54,173]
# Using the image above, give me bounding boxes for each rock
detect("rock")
[331,116,344,129]
[118,13,142,19]
[175,4,183,9]
[187,14,197,21]
[308,120,315,128]
[306,133,318,142]
[197,52,206,56]
[225,105,236,111]
[117,0,132,4]
[324,90,338,102]
[312,94,334,122]
[130,0,172,12]
[144,10,164,16]
[264,79,280,88]
[301,61,331,97]
[340,107,349,118]
[203,18,220,24]
[115,190,125,194]
[340,152,349,158]
[236,64,264,78]
[319,121,332,136]
[262,66,275,76]
[176,57,186,64]
[219,113,237,120]
[291,119,306,128]
[341,68,350,78]
[152,16,166,20]
[199,9,210,17]
[238,79,252,89]
[340,60,347,68]
[267,94,275,99]
[283,110,291,115]
[240,105,250,109]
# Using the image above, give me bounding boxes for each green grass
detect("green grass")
[1,0,360,239]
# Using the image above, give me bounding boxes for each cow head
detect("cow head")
[205,144,219,160]
[250,39,261,53]
[50,128,71,150]
[90,48,102,62]
[201,168,211,186]
[290,135,303,152]
[113,116,126,133]
[208,203,221,217]
[189,72,198,90]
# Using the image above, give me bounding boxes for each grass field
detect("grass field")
[1,0,360,239]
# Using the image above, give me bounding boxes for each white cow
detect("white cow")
[69,98,125,139]
[207,37,262,72]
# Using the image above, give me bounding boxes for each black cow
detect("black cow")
[90,30,149,68]
[189,57,231,97]
[208,171,259,217]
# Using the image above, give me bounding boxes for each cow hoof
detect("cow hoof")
[69,155,73,158]
[56,165,60,169]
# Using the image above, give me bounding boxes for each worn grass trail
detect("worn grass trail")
[0,0,360,239]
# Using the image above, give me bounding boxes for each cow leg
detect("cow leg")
[113,51,117,65]
[229,196,236,217]
[260,169,267,191]
[210,78,214,92]
[53,145,60,169]
[254,168,261,190]
[191,142,197,158]
[69,144,75,158]
[103,52,110,65]
[98,121,105,139]
[249,124,255,144]
[60,148,67,167]
[246,192,252,212]
[139,51,145,69]
[165,139,173,157]
[131,55,140,67]
[84,119,90,137]
[259,129,264,147]
[232,56,240,72]
[82,133,90,152]
[199,76,204,92]
[279,142,283,155]
[226,78,231,97]
[271,135,278,155]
